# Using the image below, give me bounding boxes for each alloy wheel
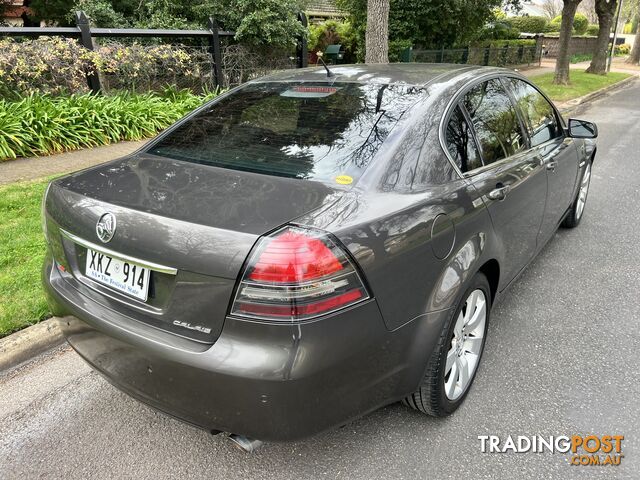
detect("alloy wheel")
[576,163,591,220]
[444,289,487,401]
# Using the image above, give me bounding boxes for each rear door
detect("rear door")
[446,77,547,285]
[506,77,579,243]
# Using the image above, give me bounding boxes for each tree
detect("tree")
[338,0,521,61]
[625,1,640,64]
[542,0,563,18]
[586,0,617,74]
[578,0,598,23]
[628,17,640,64]
[365,0,389,63]
[553,0,583,85]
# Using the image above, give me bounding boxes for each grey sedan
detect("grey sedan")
[42,64,597,449]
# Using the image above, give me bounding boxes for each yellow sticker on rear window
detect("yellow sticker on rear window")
[335,175,353,185]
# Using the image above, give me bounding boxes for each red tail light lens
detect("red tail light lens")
[231,225,370,321]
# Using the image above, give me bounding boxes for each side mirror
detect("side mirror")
[568,118,598,139]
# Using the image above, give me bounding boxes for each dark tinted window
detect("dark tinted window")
[147,82,425,183]
[508,78,561,147]
[463,79,525,164]
[445,105,482,172]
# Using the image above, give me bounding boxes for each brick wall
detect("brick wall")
[541,36,598,58]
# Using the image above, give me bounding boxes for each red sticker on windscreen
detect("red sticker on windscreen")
[292,86,338,94]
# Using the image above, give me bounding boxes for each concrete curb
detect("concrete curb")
[0,317,67,371]
[558,75,639,115]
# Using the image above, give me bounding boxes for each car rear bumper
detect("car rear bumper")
[43,256,450,441]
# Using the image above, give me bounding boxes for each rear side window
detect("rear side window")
[445,105,482,173]
[463,79,526,165]
[147,82,425,183]
[508,78,562,147]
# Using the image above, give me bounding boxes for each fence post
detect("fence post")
[297,11,308,68]
[208,17,224,89]
[75,11,101,94]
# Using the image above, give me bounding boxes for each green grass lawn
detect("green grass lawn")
[0,177,53,337]
[531,70,632,102]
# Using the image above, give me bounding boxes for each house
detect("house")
[1,0,38,26]
[306,0,346,23]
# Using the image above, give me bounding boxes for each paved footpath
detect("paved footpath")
[0,140,147,186]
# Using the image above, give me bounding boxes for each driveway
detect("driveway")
[1,81,638,480]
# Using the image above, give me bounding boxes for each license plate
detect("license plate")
[85,248,151,301]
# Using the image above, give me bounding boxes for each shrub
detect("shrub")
[573,13,589,35]
[614,43,631,56]
[549,13,588,35]
[308,20,358,62]
[0,89,217,160]
[0,37,215,97]
[586,24,599,36]
[478,20,521,40]
[506,15,549,33]
[0,37,98,97]
[467,39,538,67]
[570,53,593,63]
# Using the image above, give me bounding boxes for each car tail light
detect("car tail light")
[231,225,370,321]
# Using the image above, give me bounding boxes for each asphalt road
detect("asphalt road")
[1,81,639,480]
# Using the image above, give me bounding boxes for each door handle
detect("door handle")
[487,184,511,201]
[546,161,557,171]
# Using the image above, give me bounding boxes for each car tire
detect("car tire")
[562,160,592,229]
[403,272,491,416]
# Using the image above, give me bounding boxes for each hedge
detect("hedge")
[506,15,549,33]
[0,89,217,160]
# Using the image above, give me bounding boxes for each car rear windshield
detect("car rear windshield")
[147,82,426,184]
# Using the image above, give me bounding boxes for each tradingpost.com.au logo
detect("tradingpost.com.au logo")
[478,435,625,466]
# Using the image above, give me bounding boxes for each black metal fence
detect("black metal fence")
[0,11,309,93]
[407,44,542,68]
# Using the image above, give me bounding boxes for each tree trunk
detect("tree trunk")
[553,0,582,85]
[586,0,617,74]
[627,17,640,65]
[365,0,390,64]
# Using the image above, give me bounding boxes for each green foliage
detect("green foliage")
[336,0,514,56]
[29,0,305,48]
[0,89,217,160]
[573,13,589,35]
[308,20,358,61]
[570,53,593,63]
[0,37,215,97]
[0,37,97,97]
[70,0,130,27]
[216,0,306,48]
[0,178,52,337]
[506,15,549,33]
[586,24,599,36]
[549,12,588,35]
[29,0,72,25]
[479,19,522,40]
[530,70,631,102]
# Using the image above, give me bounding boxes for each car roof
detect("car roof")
[254,63,509,87]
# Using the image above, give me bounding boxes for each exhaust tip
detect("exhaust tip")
[228,433,264,453]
